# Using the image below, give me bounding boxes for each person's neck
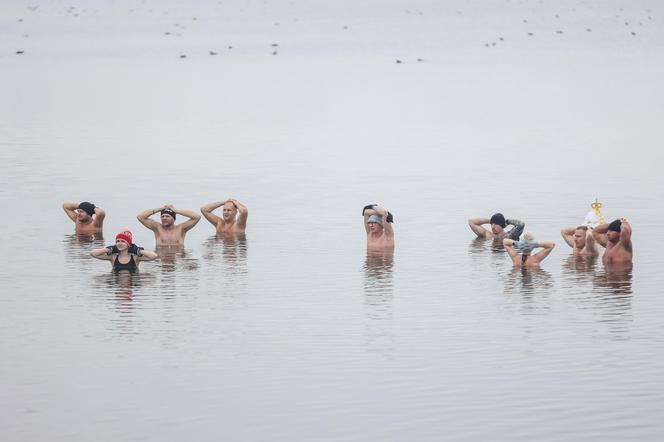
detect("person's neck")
[162,223,176,230]
[79,217,92,225]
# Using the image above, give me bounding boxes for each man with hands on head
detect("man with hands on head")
[560,225,598,257]
[63,201,106,233]
[136,204,201,246]
[468,213,525,241]
[362,204,394,250]
[592,218,633,265]
[200,198,248,234]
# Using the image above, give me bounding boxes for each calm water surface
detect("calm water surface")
[1,0,664,440]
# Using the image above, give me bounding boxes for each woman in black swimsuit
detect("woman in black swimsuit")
[91,229,157,272]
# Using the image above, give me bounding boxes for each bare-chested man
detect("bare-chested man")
[362,204,394,250]
[560,225,598,256]
[62,201,106,234]
[200,198,248,234]
[468,213,525,241]
[592,218,633,266]
[136,204,201,246]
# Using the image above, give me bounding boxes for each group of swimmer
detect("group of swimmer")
[63,198,633,273]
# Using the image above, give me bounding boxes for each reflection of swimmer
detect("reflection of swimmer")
[562,254,598,275]
[503,234,555,268]
[62,201,105,234]
[593,262,633,296]
[201,198,248,234]
[468,213,525,241]
[364,249,394,281]
[592,218,633,266]
[91,230,158,272]
[560,225,598,256]
[362,204,394,250]
[137,204,201,246]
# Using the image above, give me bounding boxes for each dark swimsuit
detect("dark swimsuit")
[113,254,137,272]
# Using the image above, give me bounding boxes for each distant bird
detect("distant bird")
[528,32,534,36]
[18,18,24,22]
[631,32,636,36]
[342,26,348,30]
[555,30,563,34]
[164,32,171,35]
[271,43,279,47]
[272,50,278,55]
[180,54,187,58]
[16,50,24,54]
[499,37,504,41]
[522,19,528,23]
[586,28,592,32]
[27,5,39,11]
[417,58,423,62]
[395,59,402,64]
[228,45,233,49]
[209,51,217,55]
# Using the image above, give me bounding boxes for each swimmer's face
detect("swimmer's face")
[76,210,91,222]
[161,213,175,226]
[573,229,587,248]
[607,230,620,243]
[368,222,382,232]
[222,202,237,221]
[491,223,504,235]
[115,239,129,251]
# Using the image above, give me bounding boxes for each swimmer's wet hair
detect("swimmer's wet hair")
[576,225,588,231]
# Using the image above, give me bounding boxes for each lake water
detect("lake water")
[1,0,664,440]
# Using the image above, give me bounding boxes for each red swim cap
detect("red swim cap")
[115,230,133,245]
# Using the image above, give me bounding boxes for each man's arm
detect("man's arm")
[533,241,556,263]
[373,206,394,237]
[172,206,201,232]
[592,223,609,248]
[619,218,632,250]
[93,206,106,228]
[230,199,249,228]
[137,207,164,231]
[362,205,377,233]
[468,218,491,239]
[502,238,519,261]
[506,218,525,240]
[62,202,79,222]
[584,229,598,252]
[560,227,576,248]
[200,200,225,226]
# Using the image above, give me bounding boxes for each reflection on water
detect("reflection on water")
[62,233,105,262]
[592,263,633,332]
[363,249,394,356]
[202,234,248,295]
[503,267,554,300]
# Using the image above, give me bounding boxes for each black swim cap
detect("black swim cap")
[161,208,176,219]
[608,219,622,232]
[490,213,506,228]
[78,201,96,217]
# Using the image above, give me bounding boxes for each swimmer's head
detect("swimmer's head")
[222,201,238,222]
[77,201,96,220]
[161,208,176,226]
[573,225,589,248]
[115,230,133,250]
[490,213,506,234]
[367,214,383,231]
[607,219,622,243]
